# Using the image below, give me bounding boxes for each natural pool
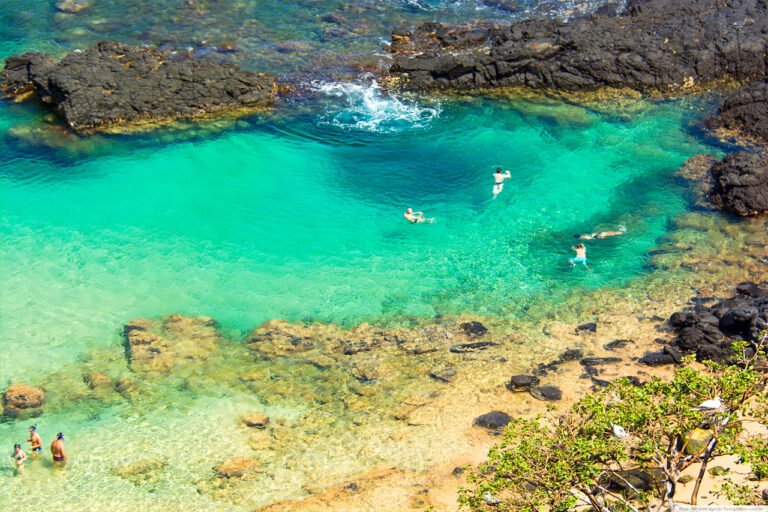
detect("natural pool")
[0,0,735,509]
[1,91,720,381]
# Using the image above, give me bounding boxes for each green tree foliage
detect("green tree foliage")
[459,338,768,511]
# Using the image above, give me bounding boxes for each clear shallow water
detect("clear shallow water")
[1,90,717,381]
[0,1,725,508]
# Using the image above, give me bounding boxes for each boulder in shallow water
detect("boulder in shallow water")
[449,341,497,353]
[529,385,562,401]
[575,322,597,334]
[506,374,539,391]
[241,413,270,429]
[705,78,768,145]
[473,411,511,431]
[460,321,488,337]
[124,314,221,372]
[214,456,261,478]
[56,0,90,13]
[111,458,167,484]
[84,371,113,391]
[2,383,45,418]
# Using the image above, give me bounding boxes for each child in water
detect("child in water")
[569,243,589,269]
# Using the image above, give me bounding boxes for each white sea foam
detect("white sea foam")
[312,80,440,133]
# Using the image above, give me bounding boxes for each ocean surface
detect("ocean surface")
[0,0,730,510]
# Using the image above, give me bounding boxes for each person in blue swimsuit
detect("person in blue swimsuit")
[569,243,589,269]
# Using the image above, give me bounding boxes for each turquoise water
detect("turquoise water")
[2,89,717,382]
[0,0,728,509]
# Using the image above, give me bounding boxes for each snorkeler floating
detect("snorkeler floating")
[492,167,512,198]
[575,225,626,240]
[403,208,435,224]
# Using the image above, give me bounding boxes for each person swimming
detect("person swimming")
[50,432,67,463]
[569,243,589,268]
[27,425,42,454]
[575,225,626,240]
[492,167,512,198]
[403,208,435,224]
[11,443,27,472]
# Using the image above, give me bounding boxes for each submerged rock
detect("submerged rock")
[389,0,768,93]
[603,339,635,351]
[1,41,276,133]
[123,314,221,372]
[214,456,261,478]
[460,321,488,337]
[56,0,90,13]
[429,367,457,383]
[449,341,497,353]
[473,411,511,431]
[505,374,539,391]
[575,322,597,334]
[111,459,167,484]
[2,383,45,418]
[241,413,270,429]
[580,357,622,366]
[529,385,562,401]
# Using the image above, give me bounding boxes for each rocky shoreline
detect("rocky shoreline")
[388,0,767,94]
[1,41,276,133]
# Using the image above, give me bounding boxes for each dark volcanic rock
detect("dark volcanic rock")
[473,411,511,430]
[429,367,457,383]
[558,348,583,361]
[460,321,488,337]
[449,341,497,353]
[708,151,768,217]
[529,385,562,401]
[706,79,768,145]
[389,0,768,93]
[638,352,676,366]
[506,374,539,391]
[604,339,635,351]
[580,357,622,366]
[575,322,597,334]
[1,41,276,132]
[662,283,768,364]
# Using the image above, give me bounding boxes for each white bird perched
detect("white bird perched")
[695,397,723,411]
[483,491,500,505]
[611,424,628,439]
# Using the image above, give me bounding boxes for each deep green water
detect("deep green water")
[0,0,732,509]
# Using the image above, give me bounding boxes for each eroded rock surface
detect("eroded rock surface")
[1,41,276,132]
[389,0,768,92]
[708,151,768,217]
[123,314,222,372]
[2,383,45,418]
[706,79,768,145]
[659,283,768,364]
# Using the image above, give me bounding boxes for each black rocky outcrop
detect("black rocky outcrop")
[1,41,276,132]
[389,0,768,93]
[660,283,768,364]
[706,79,768,145]
[708,151,768,216]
